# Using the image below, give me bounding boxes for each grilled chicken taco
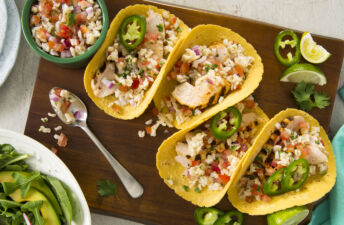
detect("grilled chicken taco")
[84,5,189,119]
[228,109,336,215]
[156,97,269,207]
[154,25,263,129]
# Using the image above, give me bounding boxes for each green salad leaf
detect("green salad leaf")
[0,144,29,170]
[97,179,117,197]
[2,171,41,198]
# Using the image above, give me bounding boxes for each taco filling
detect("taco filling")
[160,39,254,125]
[175,97,264,192]
[238,116,328,203]
[91,9,183,107]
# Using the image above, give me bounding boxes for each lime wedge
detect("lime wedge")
[300,32,331,64]
[280,63,327,85]
[267,206,309,225]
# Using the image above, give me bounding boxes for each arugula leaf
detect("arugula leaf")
[291,81,330,111]
[97,179,117,197]
[21,201,44,225]
[2,172,40,198]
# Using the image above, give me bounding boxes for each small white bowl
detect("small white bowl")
[0,128,91,225]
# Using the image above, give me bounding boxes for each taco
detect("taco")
[227,108,336,215]
[84,5,189,119]
[153,24,263,129]
[156,97,269,207]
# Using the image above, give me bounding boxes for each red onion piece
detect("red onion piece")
[101,78,114,89]
[168,106,176,112]
[207,79,213,84]
[23,213,32,225]
[50,93,59,102]
[73,110,83,119]
[192,45,200,55]
[211,165,221,174]
[73,6,81,13]
[62,39,71,49]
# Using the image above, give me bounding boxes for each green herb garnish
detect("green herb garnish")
[97,179,117,197]
[183,185,189,192]
[156,24,164,32]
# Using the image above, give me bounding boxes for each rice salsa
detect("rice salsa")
[30,0,103,57]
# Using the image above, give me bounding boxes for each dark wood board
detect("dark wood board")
[24,0,344,224]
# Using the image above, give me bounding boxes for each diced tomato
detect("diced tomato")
[243,99,255,109]
[240,144,248,152]
[53,43,65,53]
[57,133,68,147]
[192,160,201,167]
[30,15,40,27]
[80,25,89,34]
[146,126,152,135]
[141,60,149,66]
[76,13,87,25]
[146,32,159,42]
[78,0,88,8]
[211,165,221,174]
[205,168,212,176]
[38,27,47,41]
[236,84,242,90]
[257,169,265,181]
[235,64,245,78]
[169,16,177,25]
[301,147,310,158]
[261,194,272,202]
[119,85,128,92]
[174,60,183,68]
[57,24,73,39]
[60,101,71,113]
[131,78,139,90]
[320,140,324,146]
[180,62,190,75]
[222,149,232,157]
[40,0,53,17]
[168,71,178,80]
[48,40,55,49]
[221,161,231,168]
[51,146,59,154]
[218,174,230,184]
[286,144,295,153]
[252,184,260,196]
[151,107,159,116]
[113,105,119,113]
[65,0,72,4]
[265,167,276,176]
[281,131,290,141]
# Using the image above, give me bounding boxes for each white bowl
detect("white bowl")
[0,128,91,225]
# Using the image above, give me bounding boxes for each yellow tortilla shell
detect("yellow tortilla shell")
[153,24,263,129]
[84,5,189,119]
[156,106,269,207]
[227,108,337,215]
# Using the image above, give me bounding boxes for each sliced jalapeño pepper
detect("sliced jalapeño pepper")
[263,168,286,196]
[210,107,242,140]
[282,159,309,191]
[214,210,244,225]
[194,207,224,225]
[119,15,146,51]
[274,30,301,66]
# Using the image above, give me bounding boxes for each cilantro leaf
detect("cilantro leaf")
[97,179,117,197]
[291,81,330,111]
[156,24,163,32]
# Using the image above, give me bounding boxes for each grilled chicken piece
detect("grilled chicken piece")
[141,10,165,60]
[286,116,305,131]
[175,155,191,168]
[305,136,328,164]
[172,74,226,109]
[241,112,258,128]
[210,43,229,63]
[91,63,116,98]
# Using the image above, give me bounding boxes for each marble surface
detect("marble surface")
[0,0,343,224]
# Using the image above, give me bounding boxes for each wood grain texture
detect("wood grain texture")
[24,0,344,224]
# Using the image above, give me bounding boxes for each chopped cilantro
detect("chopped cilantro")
[156,24,164,32]
[67,13,76,26]
[138,68,144,76]
[176,27,182,33]
[230,145,238,152]
[215,53,219,57]
[315,140,320,144]
[204,63,218,72]
[97,179,117,197]
[194,187,201,193]
[183,185,189,192]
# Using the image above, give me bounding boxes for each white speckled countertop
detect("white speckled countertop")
[1,0,344,224]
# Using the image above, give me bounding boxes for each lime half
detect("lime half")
[300,32,331,64]
[280,63,327,85]
[267,206,309,225]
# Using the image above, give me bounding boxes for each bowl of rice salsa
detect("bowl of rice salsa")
[22,0,109,68]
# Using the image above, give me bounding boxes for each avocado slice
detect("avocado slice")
[0,171,62,216]
[45,175,72,225]
[9,188,61,225]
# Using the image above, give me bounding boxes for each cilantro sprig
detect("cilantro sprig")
[291,81,330,111]
[97,179,117,197]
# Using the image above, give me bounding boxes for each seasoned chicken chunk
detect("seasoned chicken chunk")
[91,63,116,98]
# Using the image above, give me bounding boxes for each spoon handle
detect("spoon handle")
[81,125,144,198]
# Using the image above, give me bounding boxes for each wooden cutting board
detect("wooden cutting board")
[24,0,344,224]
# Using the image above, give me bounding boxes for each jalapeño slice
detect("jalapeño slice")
[194,207,224,225]
[119,15,146,51]
[263,168,286,196]
[274,30,301,66]
[210,107,242,140]
[214,210,244,225]
[282,159,309,191]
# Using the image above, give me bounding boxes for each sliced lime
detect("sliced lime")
[280,63,327,85]
[267,206,309,225]
[300,32,331,64]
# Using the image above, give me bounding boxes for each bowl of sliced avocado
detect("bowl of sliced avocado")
[0,128,91,225]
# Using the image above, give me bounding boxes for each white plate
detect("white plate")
[0,128,91,225]
[0,0,8,54]
[0,0,20,87]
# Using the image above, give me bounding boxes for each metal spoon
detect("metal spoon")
[49,87,144,198]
